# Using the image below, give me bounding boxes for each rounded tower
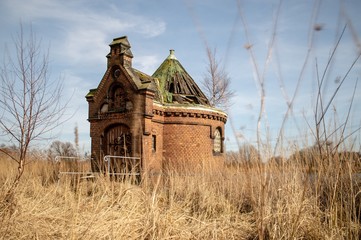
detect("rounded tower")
[151,50,227,171]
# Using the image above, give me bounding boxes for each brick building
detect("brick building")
[86,36,227,175]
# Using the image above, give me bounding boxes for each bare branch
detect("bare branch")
[201,46,235,110]
[0,23,70,191]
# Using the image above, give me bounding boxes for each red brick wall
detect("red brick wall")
[147,121,164,174]
[87,65,152,172]
[150,103,227,172]
[163,124,211,165]
[87,65,227,174]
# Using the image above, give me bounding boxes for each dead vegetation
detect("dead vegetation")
[0,152,360,239]
[1,1,360,239]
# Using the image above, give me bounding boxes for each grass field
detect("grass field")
[1,1,360,239]
[1,151,360,240]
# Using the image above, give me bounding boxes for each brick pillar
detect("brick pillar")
[140,89,155,175]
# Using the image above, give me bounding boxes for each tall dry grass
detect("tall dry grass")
[1,1,360,239]
[0,151,360,239]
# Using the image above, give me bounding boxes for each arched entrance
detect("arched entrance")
[102,124,140,178]
[103,124,132,156]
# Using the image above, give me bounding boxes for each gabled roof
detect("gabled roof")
[85,66,157,102]
[152,50,209,105]
[86,37,210,106]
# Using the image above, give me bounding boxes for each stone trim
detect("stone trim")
[151,119,213,126]
[88,112,133,121]
[153,102,227,116]
[152,108,227,123]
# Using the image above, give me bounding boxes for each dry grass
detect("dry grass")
[0,152,360,240]
[1,2,359,239]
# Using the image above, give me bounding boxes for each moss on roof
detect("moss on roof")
[133,69,152,83]
[133,68,161,101]
[86,88,98,98]
[85,45,210,106]
[152,50,209,105]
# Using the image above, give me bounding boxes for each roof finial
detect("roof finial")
[167,49,177,60]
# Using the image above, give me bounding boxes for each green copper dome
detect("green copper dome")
[152,50,209,105]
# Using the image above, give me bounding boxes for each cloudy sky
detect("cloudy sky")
[0,0,360,155]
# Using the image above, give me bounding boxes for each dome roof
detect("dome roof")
[152,50,209,105]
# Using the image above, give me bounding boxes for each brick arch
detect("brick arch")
[213,127,223,154]
[102,124,132,157]
[110,65,121,78]
[107,82,127,112]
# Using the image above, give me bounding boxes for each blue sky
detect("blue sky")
[0,0,360,155]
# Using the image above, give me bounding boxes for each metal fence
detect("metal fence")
[55,156,93,176]
[55,155,141,182]
[103,155,141,177]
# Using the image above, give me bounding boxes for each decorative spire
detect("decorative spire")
[167,49,177,60]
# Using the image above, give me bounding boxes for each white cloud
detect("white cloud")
[1,0,359,153]
[133,55,160,74]
[60,12,165,66]
[2,0,166,66]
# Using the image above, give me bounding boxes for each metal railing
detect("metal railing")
[54,155,141,180]
[103,155,141,176]
[55,156,93,176]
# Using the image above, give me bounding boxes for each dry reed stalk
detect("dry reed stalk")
[0,152,360,239]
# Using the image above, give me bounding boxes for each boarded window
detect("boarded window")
[108,84,127,112]
[113,87,126,111]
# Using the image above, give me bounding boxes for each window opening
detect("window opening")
[213,128,222,153]
[152,135,156,152]
[109,85,127,112]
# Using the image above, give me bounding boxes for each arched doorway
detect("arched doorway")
[103,124,132,156]
[102,124,140,178]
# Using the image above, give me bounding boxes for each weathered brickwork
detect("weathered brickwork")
[86,36,227,175]
[152,104,226,171]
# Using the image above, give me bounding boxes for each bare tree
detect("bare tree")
[0,24,68,195]
[47,140,77,160]
[201,46,234,110]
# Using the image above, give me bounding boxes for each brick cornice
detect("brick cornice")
[88,111,133,121]
[152,106,227,123]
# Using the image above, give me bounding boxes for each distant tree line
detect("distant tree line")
[226,142,361,171]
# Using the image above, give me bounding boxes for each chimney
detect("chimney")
[107,36,133,68]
